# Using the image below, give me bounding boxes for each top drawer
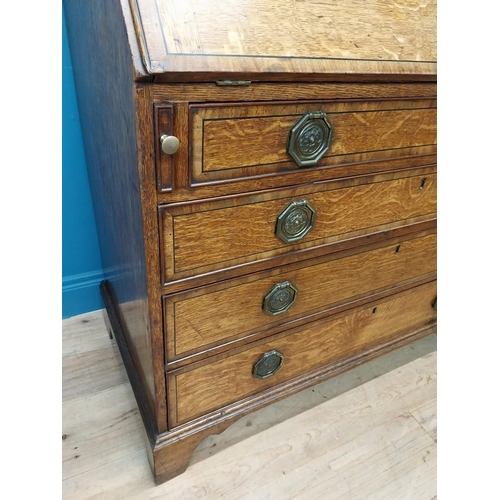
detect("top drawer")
[155,97,436,194]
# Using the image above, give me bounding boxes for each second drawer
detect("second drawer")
[159,169,436,283]
[163,231,436,363]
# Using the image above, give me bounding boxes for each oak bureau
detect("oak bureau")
[64,0,437,484]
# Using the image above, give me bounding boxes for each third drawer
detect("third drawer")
[163,230,436,364]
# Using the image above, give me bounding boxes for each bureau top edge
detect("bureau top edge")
[127,0,437,83]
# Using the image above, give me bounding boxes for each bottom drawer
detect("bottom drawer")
[168,281,437,426]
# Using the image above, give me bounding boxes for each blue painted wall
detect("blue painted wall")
[62,9,105,318]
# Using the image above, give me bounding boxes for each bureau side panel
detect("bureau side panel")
[64,0,164,429]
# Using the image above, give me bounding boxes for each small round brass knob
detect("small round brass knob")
[160,134,180,155]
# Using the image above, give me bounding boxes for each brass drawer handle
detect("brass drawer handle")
[263,281,298,316]
[253,350,284,379]
[287,111,333,167]
[160,134,180,155]
[276,199,316,243]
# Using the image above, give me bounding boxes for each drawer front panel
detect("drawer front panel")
[160,170,436,283]
[165,232,436,360]
[190,99,436,184]
[169,281,437,425]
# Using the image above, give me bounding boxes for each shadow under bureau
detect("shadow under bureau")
[64,0,437,485]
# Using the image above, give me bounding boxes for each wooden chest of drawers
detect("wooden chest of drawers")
[65,0,437,485]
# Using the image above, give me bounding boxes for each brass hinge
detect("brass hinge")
[215,80,252,86]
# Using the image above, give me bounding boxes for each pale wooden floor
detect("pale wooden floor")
[62,309,437,500]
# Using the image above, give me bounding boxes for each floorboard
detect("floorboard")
[62,309,437,499]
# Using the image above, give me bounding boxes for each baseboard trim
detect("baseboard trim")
[62,270,106,318]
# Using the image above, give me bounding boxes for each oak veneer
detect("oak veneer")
[189,99,436,181]
[132,0,436,81]
[169,281,437,425]
[65,0,437,485]
[160,170,436,282]
[165,232,436,362]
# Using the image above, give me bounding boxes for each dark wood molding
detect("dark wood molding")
[100,280,159,445]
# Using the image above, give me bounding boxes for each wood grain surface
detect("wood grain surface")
[153,82,437,200]
[169,281,437,424]
[165,232,436,360]
[153,82,438,103]
[189,99,436,182]
[160,170,436,282]
[130,0,437,81]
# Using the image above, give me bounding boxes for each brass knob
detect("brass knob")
[253,350,284,379]
[160,134,180,155]
[287,111,333,167]
[263,281,298,316]
[276,199,316,243]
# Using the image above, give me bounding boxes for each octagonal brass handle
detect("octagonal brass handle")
[253,350,284,379]
[276,199,316,243]
[287,111,333,167]
[263,281,298,316]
